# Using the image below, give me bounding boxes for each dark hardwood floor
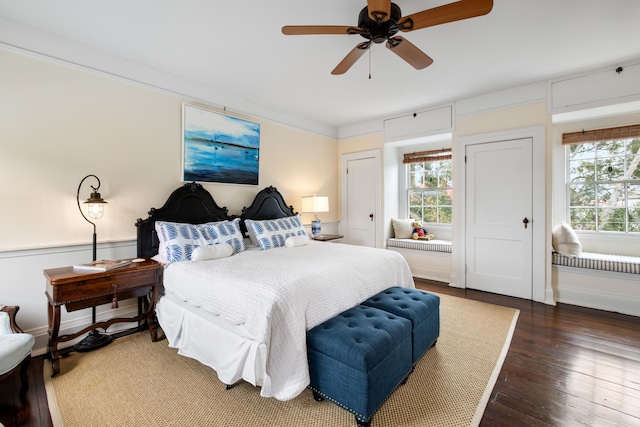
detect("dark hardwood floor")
[3,278,639,426]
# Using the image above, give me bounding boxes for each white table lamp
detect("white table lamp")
[302,195,329,236]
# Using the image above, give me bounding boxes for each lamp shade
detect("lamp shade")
[301,195,329,213]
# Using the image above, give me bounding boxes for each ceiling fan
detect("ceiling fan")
[282,0,493,75]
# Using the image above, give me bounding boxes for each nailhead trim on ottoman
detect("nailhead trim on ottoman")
[362,287,440,364]
[306,305,413,427]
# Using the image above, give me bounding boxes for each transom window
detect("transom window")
[563,124,640,233]
[405,149,452,224]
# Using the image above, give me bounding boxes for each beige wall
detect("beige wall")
[0,49,338,251]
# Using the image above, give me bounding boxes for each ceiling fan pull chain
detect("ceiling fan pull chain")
[368,47,372,79]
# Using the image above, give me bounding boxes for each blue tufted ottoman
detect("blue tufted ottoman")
[306,304,412,427]
[362,287,440,364]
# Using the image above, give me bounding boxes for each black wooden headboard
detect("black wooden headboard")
[239,186,297,236]
[135,182,232,258]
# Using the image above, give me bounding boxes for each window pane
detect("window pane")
[409,207,423,221]
[409,163,423,188]
[570,207,595,231]
[423,190,438,205]
[439,207,452,224]
[438,189,452,205]
[629,208,640,232]
[569,158,595,182]
[596,156,625,181]
[597,183,625,207]
[409,190,422,206]
[597,140,625,157]
[424,173,439,188]
[569,184,595,206]
[597,208,626,232]
[423,207,437,223]
[569,142,595,161]
[629,138,640,179]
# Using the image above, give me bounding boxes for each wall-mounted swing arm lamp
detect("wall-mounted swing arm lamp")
[75,174,111,352]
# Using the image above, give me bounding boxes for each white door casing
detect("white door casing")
[465,138,533,299]
[341,150,381,248]
[455,126,547,303]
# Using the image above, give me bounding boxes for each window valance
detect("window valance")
[403,148,452,164]
[562,124,640,145]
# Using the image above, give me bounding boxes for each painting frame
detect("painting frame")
[181,104,261,185]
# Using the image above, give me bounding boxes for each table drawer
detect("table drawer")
[50,268,159,305]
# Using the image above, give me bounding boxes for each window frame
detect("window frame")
[562,126,640,234]
[405,154,453,227]
[548,118,640,255]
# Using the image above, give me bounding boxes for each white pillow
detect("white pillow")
[191,243,234,261]
[285,234,310,248]
[552,222,582,257]
[391,218,414,239]
[245,215,308,250]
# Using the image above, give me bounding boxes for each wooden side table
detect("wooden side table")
[44,259,162,376]
[311,234,344,242]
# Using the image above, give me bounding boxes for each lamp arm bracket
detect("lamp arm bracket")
[77,174,100,231]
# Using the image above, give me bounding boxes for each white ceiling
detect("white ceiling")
[1,0,640,133]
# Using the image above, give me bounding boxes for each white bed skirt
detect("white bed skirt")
[156,294,271,393]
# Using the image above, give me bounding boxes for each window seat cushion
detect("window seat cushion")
[552,251,640,274]
[387,238,452,253]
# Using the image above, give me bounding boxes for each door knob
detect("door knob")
[523,217,529,229]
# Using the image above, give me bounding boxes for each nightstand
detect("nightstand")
[44,259,162,376]
[311,234,344,242]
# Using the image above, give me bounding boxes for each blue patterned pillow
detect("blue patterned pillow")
[155,220,225,264]
[214,218,246,254]
[245,215,308,250]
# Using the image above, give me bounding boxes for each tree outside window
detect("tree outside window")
[408,159,452,224]
[567,136,640,232]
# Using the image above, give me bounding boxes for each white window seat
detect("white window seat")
[387,238,452,283]
[551,251,640,317]
[552,252,640,275]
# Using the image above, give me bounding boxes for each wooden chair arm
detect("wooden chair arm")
[0,305,24,334]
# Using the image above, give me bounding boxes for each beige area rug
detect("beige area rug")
[44,294,518,427]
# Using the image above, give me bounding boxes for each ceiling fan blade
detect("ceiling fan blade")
[386,37,433,70]
[282,25,356,36]
[367,0,392,22]
[331,42,371,75]
[400,0,493,32]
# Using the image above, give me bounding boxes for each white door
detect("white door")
[465,138,533,299]
[343,152,379,247]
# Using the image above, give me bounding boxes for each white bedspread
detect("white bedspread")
[162,241,414,400]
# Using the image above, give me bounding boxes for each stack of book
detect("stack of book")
[73,259,132,272]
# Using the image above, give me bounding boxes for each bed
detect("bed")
[136,182,415,401]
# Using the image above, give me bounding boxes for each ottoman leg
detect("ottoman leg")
[356,416,371,427]
[312,391,325,402]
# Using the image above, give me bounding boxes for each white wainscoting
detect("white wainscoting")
[552,265,640,317]
[387,247,452,284]
[0,240,138,356]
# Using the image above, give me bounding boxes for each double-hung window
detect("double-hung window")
[405,149,452,224]
[563,124,640,233]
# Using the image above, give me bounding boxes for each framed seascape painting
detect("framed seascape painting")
[182,104,260,185]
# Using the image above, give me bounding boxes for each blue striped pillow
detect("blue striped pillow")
[245,215,308,250]
[155,218,246,264]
